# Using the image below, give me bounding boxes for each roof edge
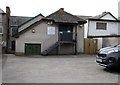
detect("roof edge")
[18,13,44,28]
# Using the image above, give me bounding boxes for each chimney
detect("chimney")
[59,8,64,11]
[5,6,11,53]
[6,6,11,17]
[102,11,107,14]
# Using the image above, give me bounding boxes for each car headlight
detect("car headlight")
[107,50,114,54]
[107,50,118,54]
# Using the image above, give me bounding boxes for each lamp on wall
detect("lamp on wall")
[79,25,83,28]
[47,21,53,25]
[32,29,35,33]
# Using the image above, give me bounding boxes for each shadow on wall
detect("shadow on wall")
[102,37,119,47]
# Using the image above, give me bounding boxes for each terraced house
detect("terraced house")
[0,7,10,53]
[8,16,33,53]
[0,9,4,43]
[3,6,119,55]
[14,8,87,55]
[87,12,120,48]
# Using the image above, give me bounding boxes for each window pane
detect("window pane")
[12,27,18,36]
[96,22,107,30]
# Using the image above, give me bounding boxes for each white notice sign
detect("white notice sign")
[47,26,55,35]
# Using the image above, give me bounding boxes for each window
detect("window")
[11,41,15,51]
[11,27,18,36]
[96,22,107,30]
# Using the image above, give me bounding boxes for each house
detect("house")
[0,8,4,42]
[8,16,33,53]
[0,8,4,54]
[15,8,87,55]
[0,7,11,53]
[76,15,92,38]
[87,12,120,48]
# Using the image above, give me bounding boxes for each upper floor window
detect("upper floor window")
[96,22,107,30]
[11,27,18,36]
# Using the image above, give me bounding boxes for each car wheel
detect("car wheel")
[106,57,116,68]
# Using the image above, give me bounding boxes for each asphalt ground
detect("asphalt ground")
[2,54,119,83]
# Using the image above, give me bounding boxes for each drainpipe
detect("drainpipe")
[75,25,77,54]
[5,6,10,53]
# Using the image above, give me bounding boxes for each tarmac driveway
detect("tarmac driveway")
[2,54,119,83]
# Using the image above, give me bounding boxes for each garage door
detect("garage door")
[25,43,41,55]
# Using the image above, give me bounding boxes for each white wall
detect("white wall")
[16,22,58,53]
[77,25,84,53]
[88,21,118,36]
[84,20,88,38]
[101,14,116,20]
[16,22,85,54]
[97,38,102,49]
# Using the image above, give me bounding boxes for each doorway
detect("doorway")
[59,24,73,41]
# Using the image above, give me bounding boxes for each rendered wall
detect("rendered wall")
[15,21,58,54]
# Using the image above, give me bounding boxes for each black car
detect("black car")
[96,44,120,69]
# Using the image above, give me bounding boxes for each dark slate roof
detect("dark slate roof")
[76,15,92,20]
[14,13,44,37]
[9,16,33,27]
[89,12,118,20]
[43,8,86,24]
[18,13,44,28]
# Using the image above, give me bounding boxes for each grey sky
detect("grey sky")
[0,0,120,17]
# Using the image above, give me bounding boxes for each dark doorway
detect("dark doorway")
[11,41,15,51]
[59,24,73,41]
[25,43,41,55]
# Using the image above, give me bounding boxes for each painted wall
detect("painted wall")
[77,24,84,53]
[16,22,85,54]
[84,20,88,38]
[101,14,116,20]
[15,21,58,54]
[88,21,118,36]
[102,37,119,47]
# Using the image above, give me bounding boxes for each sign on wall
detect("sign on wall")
[47,26,55,35]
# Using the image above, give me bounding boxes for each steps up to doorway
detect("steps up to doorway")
[41,42,59,56]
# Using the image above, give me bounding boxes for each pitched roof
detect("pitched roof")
[89,12,118,20]
[76,15,92,20]
[14,13,44,37]
[15,9,87,38]
[43,8,86,24]
[18,13,44,28]
[9,16,33,27]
